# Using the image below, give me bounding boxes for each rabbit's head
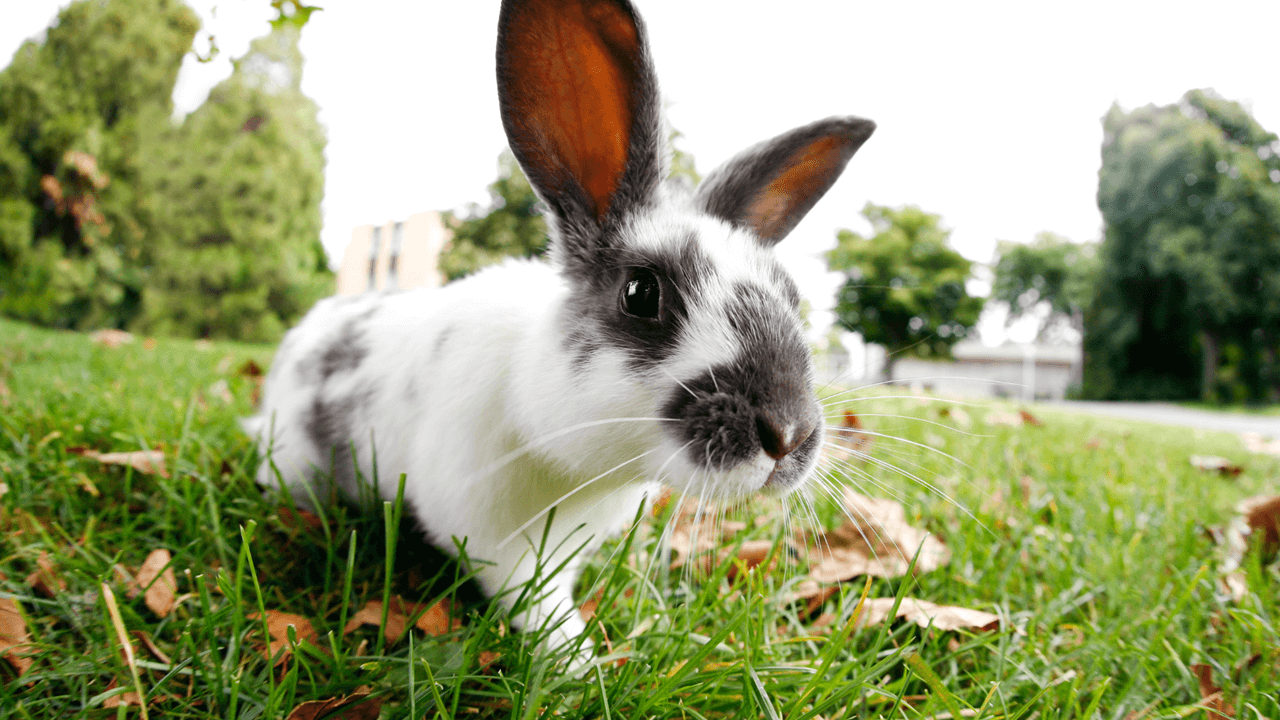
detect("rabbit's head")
[498,0,873,501]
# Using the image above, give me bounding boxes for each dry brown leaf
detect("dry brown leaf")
[1216,493,1280,600]
[250,610,318,666]
[1191,663,1235,719]
[668,504,742,570]
[25,551,66,598]
[237,359,264,377]
[130,549,178,618]
[132,630,171,664]
[986,410,1023,427]
[102,678,143,709]
[854,597,999,632]
[1237,494,1280,554]
[1018,409,1043,427]
[1240,432,1280,456]
[343,597,459,643]
[285,689,383,720]
[477,651,501,671]
[278,506,324,534]
[86,449,169,479]
[806,489,950,583]
[0,583,34,676]
[0,379,11,407]
[822,411,874,467]
[1190,455,1244,477]
[90,329,135,348]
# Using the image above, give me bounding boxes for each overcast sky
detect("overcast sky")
[5,0,1280,345]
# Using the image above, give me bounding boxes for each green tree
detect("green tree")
[0,0,199,329]
[438,150,547,282]
[1087,90,1280,401]
[828,203,984,381]
[991,232,1098,343]
[138,27,331,342]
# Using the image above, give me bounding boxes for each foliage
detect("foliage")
[439,128,700,281]
[0,0,331,341]
[138,28,331,342]
[2,316,1278,716]
[992,232,1098,342]
[0,0,199,329]
[828,203,984,379]
[1085,90,1280,401]
[437,150,547,282]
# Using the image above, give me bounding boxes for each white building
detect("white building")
[335,211,452,296]
[890,341,1083,401]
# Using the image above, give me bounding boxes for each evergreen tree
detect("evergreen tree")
[0,0,199,329]
[138,27,331,341]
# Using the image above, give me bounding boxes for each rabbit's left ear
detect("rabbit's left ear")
[695,117,875,246]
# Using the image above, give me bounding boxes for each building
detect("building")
[336,211,452,296]
[891,341,1083,401]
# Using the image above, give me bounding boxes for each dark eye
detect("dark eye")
[621,269,662,319]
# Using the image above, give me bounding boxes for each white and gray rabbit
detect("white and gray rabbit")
[243,0,874,649]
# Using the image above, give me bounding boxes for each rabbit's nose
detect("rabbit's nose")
[757,415,816,460]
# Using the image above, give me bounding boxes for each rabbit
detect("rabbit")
[242,0,874,653]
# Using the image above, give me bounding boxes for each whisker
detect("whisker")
[663,368,699,400]
[497,448,659,549]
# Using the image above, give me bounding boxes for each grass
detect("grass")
[0,315,1277,718]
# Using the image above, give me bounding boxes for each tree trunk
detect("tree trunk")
[1200,329,1219,403]
[882,351,898,385]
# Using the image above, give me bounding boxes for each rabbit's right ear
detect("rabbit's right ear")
[497,0,663,272]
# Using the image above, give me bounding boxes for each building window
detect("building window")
[368,226,382,291]
[388,222,403,290]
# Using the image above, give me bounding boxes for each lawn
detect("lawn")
[0,316,1277,718]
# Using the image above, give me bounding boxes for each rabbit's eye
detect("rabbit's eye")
[621,269,662,319]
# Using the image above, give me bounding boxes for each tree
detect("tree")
[138,27,331,342]
[991,232,1098,343]
[828,203,984,381]
[439,128,701,281]
[438,150,547,282]
[1087,90,1280,401]
[0,0,199,329]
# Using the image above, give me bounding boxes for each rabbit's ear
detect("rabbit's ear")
[695,117,875,247]
[497,0,662,240]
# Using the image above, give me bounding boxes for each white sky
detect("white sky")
[5,1,1280,347]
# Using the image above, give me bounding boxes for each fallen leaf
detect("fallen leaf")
[209,379,233,404]
[0,578,34,675]
[822,411,874,466]
[1237,494,1280,554]
[986,410,1023,427]
[286,689,383,720]
[805,489,950,583]
[668,502,743,570]
[1018,409,1043,426]
[937,406,972,429]
[132,630,171,664]
[855,597,999,632]
[278,506,324,534]
[102,678,143,709]
[1216,493,1280,599]
[1190,455,1244,477]
[1240,432,1280,456]
[130,549,177,618]
[0,379,10,407]
[477,651,501,671]
[1191,663,1235,719]
[86,449,169,479]
[237,359,264,377]
[90,329,134,348]
[343,597,459,643]
[250,610,318,666]
[25,551,66,598]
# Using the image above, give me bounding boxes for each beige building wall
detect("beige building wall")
[336,211,451,296]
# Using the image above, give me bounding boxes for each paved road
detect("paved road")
[1055,401,1280,439]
